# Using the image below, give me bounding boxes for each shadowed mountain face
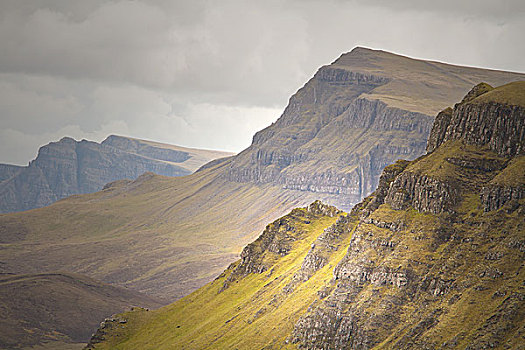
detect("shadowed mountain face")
[0,135,233,213]
[87,82,525,350]
[0,49,523,305]
[0,272,162,350]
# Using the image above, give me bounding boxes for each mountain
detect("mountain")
[0,272,162,350]
[0,135,233,213]
[86,82,525,349]
[0,48,523,304]
[227,47,524,207]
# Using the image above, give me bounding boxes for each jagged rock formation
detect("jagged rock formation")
[222,200,342,289]
[0,135,232,213]
[87,82,525,349]
[227,48,524,210]
[384,171,460,214]
[481,184,524,212]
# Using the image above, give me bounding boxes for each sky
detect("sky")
[1,0,524,165]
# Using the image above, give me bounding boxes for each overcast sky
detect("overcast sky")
[1,0,524,165]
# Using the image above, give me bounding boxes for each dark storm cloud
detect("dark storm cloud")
[1,0,524,164]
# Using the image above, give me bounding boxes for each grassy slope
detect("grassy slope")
[342,48,525,115]
[89,206,350,349]
[470,81,525,107]
[406,140,504,181]
[0,272,162,350]
[91,139,525,349]
[0,160,339,301]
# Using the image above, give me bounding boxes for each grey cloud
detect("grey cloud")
[342,0,525,19]
[0,0,524,165]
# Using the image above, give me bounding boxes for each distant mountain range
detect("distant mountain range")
[1,48,523,301]
[88,81,525,350]
[0,135,233,213]
[0,48,524,349]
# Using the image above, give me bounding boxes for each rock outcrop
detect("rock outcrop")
[0,135,232,213]
[480,184,525,212]
[290,81,525,349]
[222,200,342,290]
[384,172,460,214]
[427,82,525,156]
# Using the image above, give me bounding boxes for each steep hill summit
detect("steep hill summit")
[227,47,524,208]
[88,82,525,349]
[0,135,233,213]
[427,81,525,156]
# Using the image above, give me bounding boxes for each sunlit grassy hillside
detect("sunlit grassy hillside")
[90,140,524,349]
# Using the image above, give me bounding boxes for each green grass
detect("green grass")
[0,160,335,301]
[406,139,504,181]
[469,81,525,107]
[334,48,525,115]
[91,140,525,349]
[490,155,525,185]
[91,208,351,349]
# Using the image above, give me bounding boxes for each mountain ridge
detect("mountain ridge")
[227,47,524,209]
[86,81,525,350]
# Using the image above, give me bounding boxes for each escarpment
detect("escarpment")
[386,82,525,215]
[88,81,525,350]
[290,82,525,350]
[228,87,432,209]
[226,49,524,211]
[427,81,525,156]
[5,50,525,349]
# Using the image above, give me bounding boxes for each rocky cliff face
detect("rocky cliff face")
[384,171,460,214]
[290,81,525,350]
[226,49,524,211]
[227,65,434,208]
[88,81,525,349]
[0,164,22,182]
[427,82,525,157]
[0,135,232,213]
